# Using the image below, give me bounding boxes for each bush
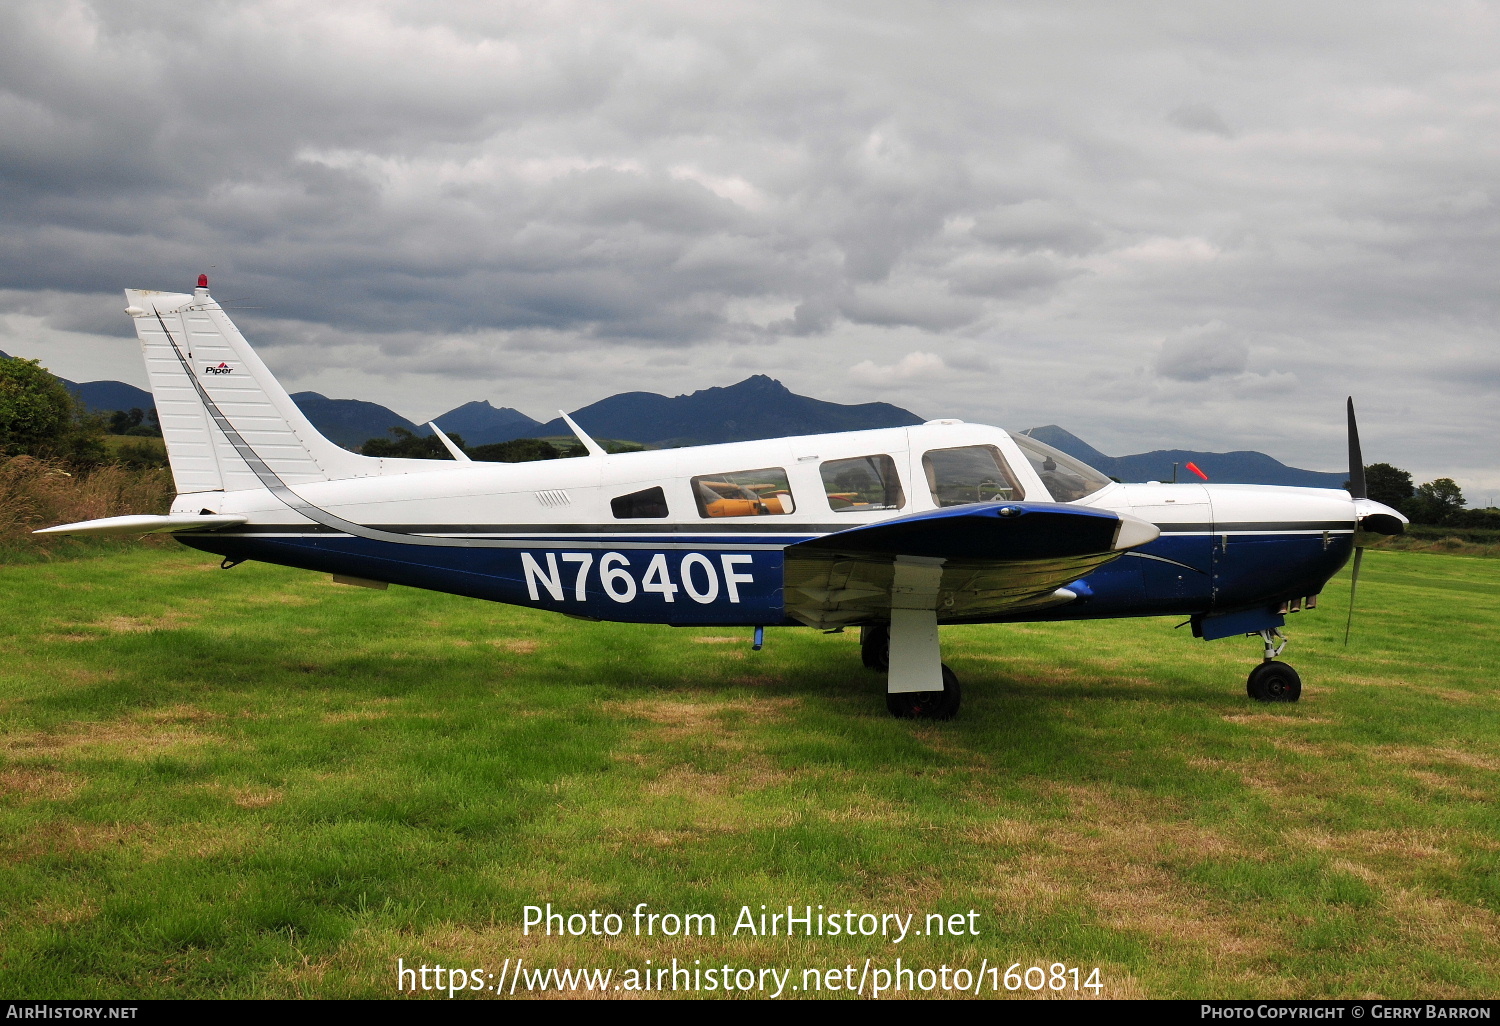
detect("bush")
[0,357,109,467]
[468,438,568,462]
[0,455,174,551]
[111,440,171,471]
[1441,507,1500,530]
[360,426,469,459]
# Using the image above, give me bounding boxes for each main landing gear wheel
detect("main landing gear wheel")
[886,664,961,720]
[1247,661,1302,703]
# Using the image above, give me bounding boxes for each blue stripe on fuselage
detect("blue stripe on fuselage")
[177,527,1353,628]
[178,533,788,626]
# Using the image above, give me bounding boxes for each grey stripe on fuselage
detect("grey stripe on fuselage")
[200,534,794,552]
[1155,521,1352,535]
[215,522,852,536]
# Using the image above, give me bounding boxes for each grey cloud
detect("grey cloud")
[1168,103,1233,137]
[947,255,1077,298]
[1155,326,1250,382]
[969,202,1106,256]
[839,288,983,332]
[0,0,1496,492]
[771,297,839,336]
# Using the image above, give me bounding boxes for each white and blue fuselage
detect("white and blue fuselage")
[39,282,1400,713]
[169,428,1356,636]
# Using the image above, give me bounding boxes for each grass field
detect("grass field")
[1,544,1498,999]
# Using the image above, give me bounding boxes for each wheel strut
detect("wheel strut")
[1247,628,1300,702]
[1257,627,1287,662]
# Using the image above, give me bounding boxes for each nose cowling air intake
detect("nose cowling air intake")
[1353,498,1406,537]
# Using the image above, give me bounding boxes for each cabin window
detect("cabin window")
[692,468,796,518]
[821,455,905,512]
[922,445,1024,507]
[611,486,669,519]
[1007,432,1113,502]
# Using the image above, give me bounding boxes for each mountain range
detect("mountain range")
[533,374,924,447]
[2,349,1345,486]
[1022,425,1345,488]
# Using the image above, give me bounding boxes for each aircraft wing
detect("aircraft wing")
[33,514,249,537]
[782,501,1159,629]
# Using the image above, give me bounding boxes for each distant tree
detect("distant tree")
[360,429,627,463]
[1,357,74,452]
[1440,507,1500,530]
[105,407,162,437]
[1403,477,1466,525]
[467,438,566,463]
[108,408,141,434]
[0,356,107,466]
[360,426,467,460]
[1356,463,1414,508]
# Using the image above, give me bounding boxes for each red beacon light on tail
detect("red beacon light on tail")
[197,274,209,289]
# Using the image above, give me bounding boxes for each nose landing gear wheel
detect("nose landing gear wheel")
[887,664,961,719]
[1247,660,1302,703]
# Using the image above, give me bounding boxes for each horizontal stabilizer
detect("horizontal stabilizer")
[34,514,249,537]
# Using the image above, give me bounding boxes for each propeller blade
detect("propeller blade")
[1347,397,1366,500]
[1343,546,1364,645]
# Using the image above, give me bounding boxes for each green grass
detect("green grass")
[1,545,1497,998]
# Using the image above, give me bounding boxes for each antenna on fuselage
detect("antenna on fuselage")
[559,411,607,458]
[427,422,472,462]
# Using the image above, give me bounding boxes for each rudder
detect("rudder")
[125,280,372,496]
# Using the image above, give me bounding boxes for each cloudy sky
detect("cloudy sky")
[2,1,1497,498]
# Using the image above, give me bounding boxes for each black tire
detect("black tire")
[1247,660,1302,703]
[861,623,890,671]
[886,664,961,720]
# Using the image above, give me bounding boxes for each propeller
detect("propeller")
[1347,397,1366,501]
[1345,397,1365,645]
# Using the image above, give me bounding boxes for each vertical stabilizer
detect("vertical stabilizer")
[125,282,372,495]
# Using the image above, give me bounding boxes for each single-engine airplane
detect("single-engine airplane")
[38,277,1408,719]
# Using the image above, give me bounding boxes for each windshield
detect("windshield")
[1008,432,1113,502]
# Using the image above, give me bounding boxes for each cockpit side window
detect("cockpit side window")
[611,486,669,519]
[922,445,1024,507]
[1007,432,1113,502]
[691,468,796,518]
[821,455,905,512]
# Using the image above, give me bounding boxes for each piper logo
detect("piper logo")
[204,362,234,375]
